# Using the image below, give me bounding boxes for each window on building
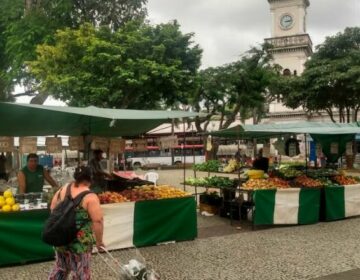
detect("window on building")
[283,69,291,76]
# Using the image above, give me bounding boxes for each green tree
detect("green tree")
[0,0,148,102]
[278,27,360,123]
[28,21,202,109]
[192,44,279,132]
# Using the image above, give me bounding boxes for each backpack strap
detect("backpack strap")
[72,190,93,208]
[65,183,72,198]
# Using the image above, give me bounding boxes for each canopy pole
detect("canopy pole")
[305,134,308,174]
[183,119,187,192]
[237,125,241,183]
[192,125,196,178]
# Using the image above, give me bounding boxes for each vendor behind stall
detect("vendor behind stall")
[252,148,269,173]
[89,149,112,192]
[0,153,7,180]
[18,153,59,193]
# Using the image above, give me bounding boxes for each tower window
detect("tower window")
[283,69,291,76]
[294,70,297,76]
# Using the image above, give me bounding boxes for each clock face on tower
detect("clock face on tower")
[280,14,294,30]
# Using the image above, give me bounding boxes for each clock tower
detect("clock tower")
[266,0,313,114]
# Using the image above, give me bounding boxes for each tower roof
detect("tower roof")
[267,0,310,7]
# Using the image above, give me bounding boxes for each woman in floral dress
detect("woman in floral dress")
[48,166,104,280]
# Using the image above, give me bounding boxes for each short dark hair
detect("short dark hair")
[74,166,92,184]
[27,153,39,162]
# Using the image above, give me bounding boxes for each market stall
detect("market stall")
[0,102,199,267]
[205,121,360,226]
[0,196,196,267]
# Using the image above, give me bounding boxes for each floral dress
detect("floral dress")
[49,203,95,280]
[56,204,95,254]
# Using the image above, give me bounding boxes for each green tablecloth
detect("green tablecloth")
[0,197,197,267]
[325,184,360,221]
[254,188,320,225]
[0,209,54,266]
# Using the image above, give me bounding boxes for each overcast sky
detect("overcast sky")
[17,0,359,105]
[147,0,360,68]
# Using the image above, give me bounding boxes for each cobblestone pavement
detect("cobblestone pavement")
[2,170,360,279]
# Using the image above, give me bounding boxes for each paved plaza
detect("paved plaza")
[1,170,360,279]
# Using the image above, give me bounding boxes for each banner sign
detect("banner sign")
[316,143,322,158]
[330,143,339,154]
[68,137,85,151]
[132,139,147,152]
[109,139,126,154]
[245,142,254,157]
[45,137,62,153]
[19,137,37,154]
[288,142,297,157]
[91,137,109,151]
[263,143,271,158]
[346,142,353,156]
[0,137,14,152]
[159,136,178,150]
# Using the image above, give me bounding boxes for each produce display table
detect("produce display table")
[0,209,53,266]
[103,196,197,250]
[253,188,321,225]
[325,184,360,221]
[0,197,197,267]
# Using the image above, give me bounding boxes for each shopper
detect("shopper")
[18,153,59,193]
[48,166,104,280]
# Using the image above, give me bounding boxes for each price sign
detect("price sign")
[20,137,37,153]
[316,143,322,157]
[91,137,109,151]
[246,142,254,157]
[132,139,147,152]
[0,137,14,152]
[263,143,270,157]
[288,142,297,157]
[330,143,339,154]
[346,142,353,156]
[45,137,62,153]
[68,137,85,151]
[109,139,125,154]
[159,136,178,150]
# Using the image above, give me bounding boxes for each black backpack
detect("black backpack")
[42,183,92,247]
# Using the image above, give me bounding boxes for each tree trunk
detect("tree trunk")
[194,117,204,133]
[326,108,336,123]
[222,103,241,129]
[219,107,225,130]
[355,105,360,122]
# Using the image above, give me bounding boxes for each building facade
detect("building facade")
[265,0,313,118]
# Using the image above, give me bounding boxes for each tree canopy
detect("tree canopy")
[191,44,279,132]
[0,0,148,102]
[28,21,202,109]
[278,27,360,123]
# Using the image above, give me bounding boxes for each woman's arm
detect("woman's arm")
[44,169,60,189]
[50,188,63,211]
[85,194,104,249]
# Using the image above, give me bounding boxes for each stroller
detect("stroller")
[96,247,160,280]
